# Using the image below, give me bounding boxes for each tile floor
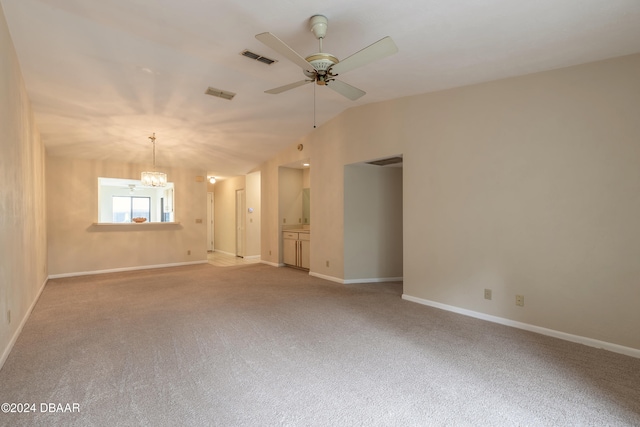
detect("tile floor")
[207,251,261,267]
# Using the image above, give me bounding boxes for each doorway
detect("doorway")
[343,157,403,282]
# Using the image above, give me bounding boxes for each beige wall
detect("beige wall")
[403,54,640,350]
[260,54,640,351]
[260,157,282,265]
[46,157,208,275]
[0,5,48,366]
[245,171,261,257]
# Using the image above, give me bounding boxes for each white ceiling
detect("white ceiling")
[3,0,640,179]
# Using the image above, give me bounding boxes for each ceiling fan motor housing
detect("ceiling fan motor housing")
[305,53,339,71]
[305,53,339,84]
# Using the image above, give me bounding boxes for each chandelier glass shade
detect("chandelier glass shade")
[141,171,167,187]
[141,132,167,187]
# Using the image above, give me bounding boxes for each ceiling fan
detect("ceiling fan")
[256,15,398,101]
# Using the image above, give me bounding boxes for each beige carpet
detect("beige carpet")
[1,263,639,426]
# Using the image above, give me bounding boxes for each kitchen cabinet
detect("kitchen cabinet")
[283,230,310,270]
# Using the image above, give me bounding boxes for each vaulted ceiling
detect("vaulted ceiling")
[3,0,640,179]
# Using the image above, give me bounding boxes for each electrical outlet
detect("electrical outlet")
[326,260,330,267]
[269,250,272,255]
[516,295,524,307]
[283,218,286,224]
[187,250,191,255]
[484,289,492,300]
[7,310,11,325]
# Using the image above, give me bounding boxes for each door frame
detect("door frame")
[207,192,214,251]
[236,188,245,257]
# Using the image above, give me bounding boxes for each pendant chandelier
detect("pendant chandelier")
[141,132,167,187]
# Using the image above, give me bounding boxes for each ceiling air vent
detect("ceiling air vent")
[367,156,403,166]
[204,87,236,100]
[241,49,277,65]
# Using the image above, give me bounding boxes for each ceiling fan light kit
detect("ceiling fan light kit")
[256,14,398,101]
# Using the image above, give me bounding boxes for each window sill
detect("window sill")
[89,222,182,231]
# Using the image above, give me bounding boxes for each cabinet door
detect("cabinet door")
[283,238,298,266]
[300,240,310,269]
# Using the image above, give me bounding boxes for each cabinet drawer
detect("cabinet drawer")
[298,233,310,241]
[283,232,298,239]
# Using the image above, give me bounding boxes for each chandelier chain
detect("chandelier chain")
[149,132,157,169]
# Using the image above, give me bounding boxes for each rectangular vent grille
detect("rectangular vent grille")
[367,156,403,166]
[241,49,277,65]
[204,87,236,100]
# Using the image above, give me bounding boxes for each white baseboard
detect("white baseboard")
[343,276,403,284]
[309,272,345,284]
[48,260,208,279]
[402,294,640,359]
[260,260,283,267]
[243,255,260,260]
[309,272,403,285]
[1,277,48,371]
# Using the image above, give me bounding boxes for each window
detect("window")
[112,196,150,223]
[97,178,175,223]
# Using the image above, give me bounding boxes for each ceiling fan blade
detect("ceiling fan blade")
[327,79,366,101]
[256,32,314,72]
[265,80,313,95]
[330,36,398,75]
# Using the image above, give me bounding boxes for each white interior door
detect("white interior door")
[236,189,245,257]
[207,192,214,251]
